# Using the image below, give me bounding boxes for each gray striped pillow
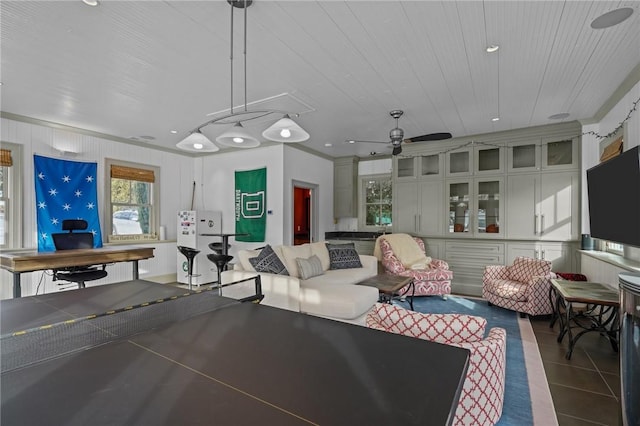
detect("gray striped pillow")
[295,255,324,280]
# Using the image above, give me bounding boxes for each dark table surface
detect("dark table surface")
[1,280,469,426]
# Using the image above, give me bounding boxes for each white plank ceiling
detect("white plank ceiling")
[1,0,639,158]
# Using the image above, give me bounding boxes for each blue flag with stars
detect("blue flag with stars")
[34,155,103,252]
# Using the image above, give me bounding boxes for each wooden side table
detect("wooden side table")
[357,274,415,310]
[550,279,619,359]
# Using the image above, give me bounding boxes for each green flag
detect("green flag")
[235,167,266,242]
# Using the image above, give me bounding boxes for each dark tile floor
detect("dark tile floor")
[529,316,621,426]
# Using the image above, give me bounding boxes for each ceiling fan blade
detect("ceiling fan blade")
[405,132,452,143]
[345,140,389,145]
[392,145,402,156]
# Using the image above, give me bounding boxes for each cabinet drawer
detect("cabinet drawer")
[447,253,504,267]
[445,241,504,255]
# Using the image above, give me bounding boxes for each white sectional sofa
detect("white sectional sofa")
[221,241,379,325]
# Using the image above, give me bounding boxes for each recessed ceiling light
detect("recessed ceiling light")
[324,143,333,147]
[491,117,500,122]
[82,0,99,6]
[548,113,570,120]
[591,7,633,29]
[486,45,499,53]
[170,130,178,134]
[348,140,355,144]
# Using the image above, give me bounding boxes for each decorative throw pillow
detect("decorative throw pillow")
[295,255,324,280]
[249,245,289,275]
[326,242,362,270]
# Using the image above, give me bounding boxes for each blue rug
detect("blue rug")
[399,296,542,426]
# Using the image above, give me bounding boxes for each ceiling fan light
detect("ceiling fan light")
[262,115,310,143]
[216,122,260,148]
[176,131,219,153]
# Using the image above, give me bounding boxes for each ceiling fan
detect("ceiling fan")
[347,110,452,155]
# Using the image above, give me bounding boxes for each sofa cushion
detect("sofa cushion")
[508,256,551,282]
[281,244,312,278]
[303,267,375,287]
[296,255,324,280]
[238,249,260,271]
[326,243,362,270]
[309,241,331,271]
[249,245,289,275]
[300,283,378,320]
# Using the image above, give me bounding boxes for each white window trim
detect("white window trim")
[0,142,23,249]
[358,173,392,232]
[105,158,160,243]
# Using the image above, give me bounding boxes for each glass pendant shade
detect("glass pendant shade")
[215,122,261,148]
[262,115,310,143]
[176,131,219,152]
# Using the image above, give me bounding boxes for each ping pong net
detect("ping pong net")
[1,276,263,373]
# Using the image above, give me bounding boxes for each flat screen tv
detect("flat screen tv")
[587,145,640,248]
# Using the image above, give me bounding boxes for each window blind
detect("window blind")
[110,165,155,183]
[0,149,13,167]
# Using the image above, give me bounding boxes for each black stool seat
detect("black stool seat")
[177,246,201,290]
[207,253,234,296]
[208,242,231,254]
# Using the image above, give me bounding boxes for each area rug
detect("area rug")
[403,296,558,426]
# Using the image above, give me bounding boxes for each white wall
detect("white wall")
[283,145,334,245]
[195,144,286,257]
[581,81,640,235]
[0,117,196,297]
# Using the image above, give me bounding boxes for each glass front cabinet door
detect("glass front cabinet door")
[447,178,503,237]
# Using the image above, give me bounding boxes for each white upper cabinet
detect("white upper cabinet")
[394,153,443,180]
[447,144,504,177]
[508,137,579,173]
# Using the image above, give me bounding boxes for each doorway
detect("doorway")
[292,181,318,245]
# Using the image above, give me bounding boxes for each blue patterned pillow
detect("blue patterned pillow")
[325,243,362,270]
[249,245,289,275]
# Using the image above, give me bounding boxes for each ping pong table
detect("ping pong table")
[1,280,469,425]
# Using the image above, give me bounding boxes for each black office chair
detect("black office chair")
[52,219,108,289]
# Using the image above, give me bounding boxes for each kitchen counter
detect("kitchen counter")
[325,231,390,241]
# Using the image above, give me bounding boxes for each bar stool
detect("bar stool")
[208,242,231,255]
[207,253,234,296]
[177,246,200,291]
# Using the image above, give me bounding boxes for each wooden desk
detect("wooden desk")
[0,245,155,298]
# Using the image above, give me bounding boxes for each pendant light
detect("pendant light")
[177,0,310,153]
[215,0,260,147]
[176,130,219,152]
[262,114,309,143]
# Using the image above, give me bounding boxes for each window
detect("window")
[106,159,159,242]
[606,241,624,254]
[360,175,392,229]
[0,143,22,249]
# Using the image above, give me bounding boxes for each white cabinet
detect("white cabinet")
[394,154,443,180]
[506,171,579,241]
[507,242,576,272]
[334,157,359,218]
[445,240,505,296]
[508,137,579,173]
[446,177,503,238]
[393,180,444,236]
[447,145,504,177]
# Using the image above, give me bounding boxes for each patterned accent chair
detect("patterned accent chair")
[366,303,506,426]
[375,235,452,298]
[482,256,553,317]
